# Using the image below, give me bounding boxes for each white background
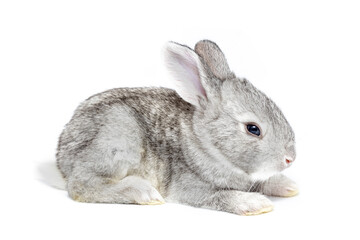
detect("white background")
[1,0,359,239]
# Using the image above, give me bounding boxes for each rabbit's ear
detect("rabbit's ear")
[195,40,235,80]
[164,42,213,108]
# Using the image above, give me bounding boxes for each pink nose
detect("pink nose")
[286,158,293,164]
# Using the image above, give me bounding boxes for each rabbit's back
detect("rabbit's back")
[56,87,194,185]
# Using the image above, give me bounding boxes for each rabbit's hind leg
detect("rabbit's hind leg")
[64,105,164,204]
[67,173,164,204]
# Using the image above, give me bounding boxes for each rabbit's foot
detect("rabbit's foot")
[260,174,299,197]
[120,176,165,205]
[169,188,273,215]
[136,188,165,205]
[139,199,165,205]
[238,193,274,216]
[68,175,165,204]
[216,191,274,215]
[244,205,274,216]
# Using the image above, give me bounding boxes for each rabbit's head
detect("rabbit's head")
[164,40,296,181]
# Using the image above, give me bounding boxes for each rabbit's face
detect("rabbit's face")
[201,78,296,181]
[164,40,296,181]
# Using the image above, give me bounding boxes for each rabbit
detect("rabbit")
[56,40,298,215]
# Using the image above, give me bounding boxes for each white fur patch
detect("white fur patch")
[250,170,277,182]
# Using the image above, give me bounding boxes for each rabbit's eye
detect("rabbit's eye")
[246,124,261,136]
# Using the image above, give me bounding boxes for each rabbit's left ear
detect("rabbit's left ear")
[164,42,220,108]
[195,40,235,80]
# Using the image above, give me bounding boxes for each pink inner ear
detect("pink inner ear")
[166,45,209,106]
[193,75,207,99]
[183,56,207,99]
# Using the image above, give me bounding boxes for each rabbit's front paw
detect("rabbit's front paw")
[225,192,274,216]
[241,193,274,215]
[261,174,299,197]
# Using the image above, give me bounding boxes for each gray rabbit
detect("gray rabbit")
[56,40,298,215]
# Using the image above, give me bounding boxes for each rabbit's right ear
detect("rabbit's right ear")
[195,40,235,80]
[164,42,217,108]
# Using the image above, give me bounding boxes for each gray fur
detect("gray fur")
[57,40,297,215]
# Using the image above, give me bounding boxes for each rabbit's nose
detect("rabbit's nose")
[285,157,295,165]
[286,158,293,164]
[285,142,296,165]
